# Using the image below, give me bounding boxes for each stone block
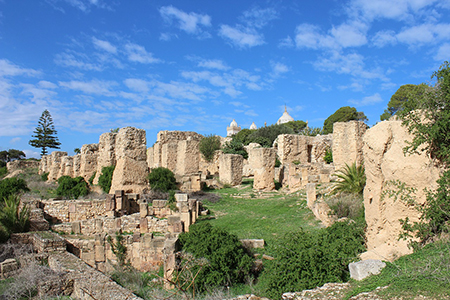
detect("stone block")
[249,148,276,191]
[140,203,148,218]
[68,203,76,213]
[140,217,148,234]
[219,154,243,186]
[333,121,366,170]
[180,212,191,232]
[95,245,105,262]
[175,193,188,202]
[349,259,386,281]
[72,222,81,234]
[167,215,181,226]
[306,183,316,208]
[153,200,167,208]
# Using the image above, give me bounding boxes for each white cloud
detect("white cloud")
[241,7,278,29]
[294,22,367,50]
[279,36,294,48]
[160,32,178,41]
[219,25,264,48]
[92,37,117,54]
[159,6,211,35]
[124,78,150,93]
[0,59,40,77]
[9,137,21,144]
[124,43,162,64]
[38,81,58,89]
[23,149,40,159]
[372,30,397,47]
[435,43,450,61]
[198,59,229,70]
[59,79,117,96]
[348,93,383,106]
[46,0,111,12]
[271,62,289,77]
[54,52,102,71]
[396,23,450,46]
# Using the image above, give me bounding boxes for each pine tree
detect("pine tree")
[29,110,61,156]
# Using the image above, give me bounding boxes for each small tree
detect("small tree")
[0,149,26,163]
[56,176,89,199]
[29,110,61,156]
[323,106,367,134]
[199,134,221,162]
[74,148,81,155]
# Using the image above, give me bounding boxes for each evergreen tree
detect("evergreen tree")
[29,110,61,156]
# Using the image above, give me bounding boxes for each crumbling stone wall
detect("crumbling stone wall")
[148,131,203,176]
[7,160,40,173]
[287,162,335,191]
[110,127,149,194]
[47,151,68,182]
[362,120,442,261]
[332,121,366,170]
[61,156,74,177]
[276,134,332,165]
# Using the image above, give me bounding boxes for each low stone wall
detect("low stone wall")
[48,252,143,300]
[42,199,109,223]
[287,162,335,191]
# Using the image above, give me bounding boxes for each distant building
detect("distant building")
[277,106,294,125]
[250,122,257,130]
[227,119,241,137]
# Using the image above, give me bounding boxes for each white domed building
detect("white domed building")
[250,122,257,130]
[277,106,294,125]
[227,119,241,137]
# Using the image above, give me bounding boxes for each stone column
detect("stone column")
[219,154,244,186]
[249,148,276,191]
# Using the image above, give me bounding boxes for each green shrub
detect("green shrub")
[247,124,293,146]
[41,172,49,181]
[332,162,366,195]
[199,134,221,162]
[259,220,365,299]
[178,223,253,293]
[222,140,248,159]
[56,176,89,199]
[88,172,96,185]
[324,148,333,164]
[0,177,29,202]
[148,167,177,192]
[0,167,7,178]
[98,165,115,193]
[107,232,128,267]
[325,193,364,221]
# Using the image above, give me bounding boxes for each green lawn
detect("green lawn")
[198,180,321,247]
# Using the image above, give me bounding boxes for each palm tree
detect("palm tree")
[332,162,366,195]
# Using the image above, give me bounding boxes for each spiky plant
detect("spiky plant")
[332,162,366,195]
[0,194,30,236]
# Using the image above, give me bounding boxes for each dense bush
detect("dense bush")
[41,172,49,181]
[0,167,7,178]
[284,120,307,134]
[0,178,29,202]
[247,124,294,147]
[178,222,253,293]
[259,220,365,299]
[323,106,367,134]
[98,165,115,193]
[56,176,89,199]
[222,140,248,159]
[325,194,364,221]
[199,134,221,162]
[148,167,177,192]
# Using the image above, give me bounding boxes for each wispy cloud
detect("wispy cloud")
[348,93,383,106]
[124,43,162,64]
[240,7,278,29]
[59,79,117,96]
[159,6,211,37]
[92,37,117,54]
[46,0,111,13]
[219,25,264,48]
[0,59,41,77]
[198,59,229,70]
[271,62,289,77]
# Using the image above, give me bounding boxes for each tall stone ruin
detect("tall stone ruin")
[332,121,366,170]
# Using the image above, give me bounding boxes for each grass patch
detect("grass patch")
[344,238,450,299]
[200,182,320,249]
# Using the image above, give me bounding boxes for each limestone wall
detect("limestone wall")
[276,134,332,165]
[47,151,68,181]
[6,160,40,173]
[42,199,110,223]
[362,120,442,261]
[287,162,334,191]
[79,144,99,182]
[110,127,149,194]
[332,121,366,170]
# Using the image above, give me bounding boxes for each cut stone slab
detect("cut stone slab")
[349,259,386,281]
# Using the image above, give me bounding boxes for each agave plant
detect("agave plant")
[332,162,366,195]
[0,194,30,235]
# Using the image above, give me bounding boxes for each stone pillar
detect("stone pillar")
[62,156,74,177]
[176,139,201,175]
[110,127,149,194]
[94,132,117,185]
[161,142,178,172]
[249,148,276,191]
[80,143,99,182]
[306,183,316,208]
[219,154,244,186]
[332,121,367,170]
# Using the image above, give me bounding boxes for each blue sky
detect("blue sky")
[1,0,449,158]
